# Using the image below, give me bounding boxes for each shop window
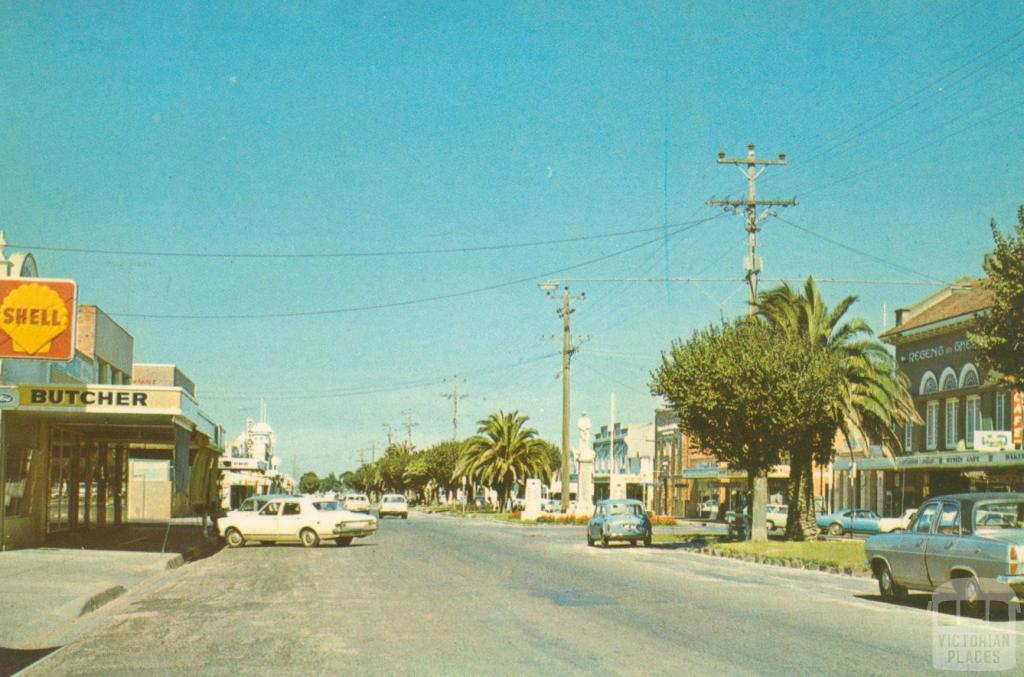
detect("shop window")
[926,401,939,450]
[965,396,981,448]
[959,364,979,389]
[945,399,959,448]
[920,372,938,396]
[940,369,958,392]
[996,391,1010,431]
[3,446,35,517]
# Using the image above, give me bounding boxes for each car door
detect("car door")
[895,501,940,589]
[590,505,605,539]
[253,500,283,539]
[924,500,962,588]
[277,500,304,541]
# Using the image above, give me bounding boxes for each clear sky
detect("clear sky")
[2,1,1022,476]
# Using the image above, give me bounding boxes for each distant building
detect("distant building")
[592,421,654,508]
[219,406,291,509]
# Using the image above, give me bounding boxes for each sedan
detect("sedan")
[217,496,377,547]
[866,493,1024,612]
[587,499,652,547]
[379,493,409,519]
[816,508,881,536]
[344,493,372,513]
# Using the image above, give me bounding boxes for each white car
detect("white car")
[877,508,918,533]
[765,504,788,530]
[379,494,409,518]
[344,493,372,513]
[217,496,377,548]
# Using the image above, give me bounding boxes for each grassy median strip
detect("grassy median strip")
[712,539,868,573]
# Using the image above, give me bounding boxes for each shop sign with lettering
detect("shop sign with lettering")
[17,386,181,411]
[1014,390,1023,447]
[0,279,77,361]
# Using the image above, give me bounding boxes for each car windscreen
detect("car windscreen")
[974,500,1024,529]
[608,504,642,516]
[313,501,342,511]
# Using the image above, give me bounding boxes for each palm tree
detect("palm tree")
[756,277,919,539]
[454,411,552,511]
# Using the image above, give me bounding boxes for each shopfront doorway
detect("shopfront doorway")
[46,426,127,533]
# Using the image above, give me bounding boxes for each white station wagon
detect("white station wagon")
[218,496,377,548]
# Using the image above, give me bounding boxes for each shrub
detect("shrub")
[650,515,678,526]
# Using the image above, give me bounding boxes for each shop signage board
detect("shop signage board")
[0,278,77,361]
[973,430,1014,452]
[893,450,1024,470]
[0,386,18,409]
[16,385,182,412]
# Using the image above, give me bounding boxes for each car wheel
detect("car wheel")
[601,533,609,548]
[955,575,985,616]
[643,531,652,547]
[300,528,320,548]
[335,537,353,546]
[225,528,245,548]
[828,522,844,536]
[878,563,907,602]
[766,521,776,531]
[401,513,408,519]
[587,533,595,547]
[629,539,638,547]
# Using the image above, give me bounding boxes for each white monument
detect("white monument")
[575,412,595,517]
[522,478,543,521]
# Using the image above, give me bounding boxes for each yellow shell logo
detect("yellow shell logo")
[0,283,70,355]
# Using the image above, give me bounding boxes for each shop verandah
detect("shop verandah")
[1,385,223,550]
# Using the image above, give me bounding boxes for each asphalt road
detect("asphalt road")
[25,512,1024,676]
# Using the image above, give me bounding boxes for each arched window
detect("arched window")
[920,371,938,395]
[940,367,959,391]
[959,363,980,389]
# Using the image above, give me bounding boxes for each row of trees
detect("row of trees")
[307,411,561,511]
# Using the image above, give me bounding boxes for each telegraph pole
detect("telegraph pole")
[442,376,469,440]
[382,423,394,448]
[401,409,418,448]
[539,282,585,513]
[708,143,796,542]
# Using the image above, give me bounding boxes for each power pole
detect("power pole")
[383,423,394,448]
[401,409,418,448]
[708,143,796,542]
[539,282,585,513]
[442,376,469,440]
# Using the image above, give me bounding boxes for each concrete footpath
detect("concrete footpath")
[0,523,222,674]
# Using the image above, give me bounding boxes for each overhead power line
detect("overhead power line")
[774,216,947,284]
[108,214,723,320]
[11,215,717,260]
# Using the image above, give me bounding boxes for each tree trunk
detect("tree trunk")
[784,455,818,541]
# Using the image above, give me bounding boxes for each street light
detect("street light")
[537,280,559,293]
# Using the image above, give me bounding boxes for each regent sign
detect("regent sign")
[0,279,77,361]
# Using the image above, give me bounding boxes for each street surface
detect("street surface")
[26,512,1023,676]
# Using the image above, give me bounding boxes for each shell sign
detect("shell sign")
[0,279,77,361]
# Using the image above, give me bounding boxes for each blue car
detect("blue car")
[587,499,652,547]
[816,508,881,536]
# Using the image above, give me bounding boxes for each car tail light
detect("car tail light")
[1010,546,1022,575]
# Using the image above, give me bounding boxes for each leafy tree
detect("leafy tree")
[298,471,320,494]
[756,277,919,539]
[971,206,1024,385]
[318,472,342,493]
[377,443,414,493]
[651,317,844,541]
[405,441,462,504]
[454,411,553,511]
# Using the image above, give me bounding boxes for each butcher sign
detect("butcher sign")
[0,279,77,361]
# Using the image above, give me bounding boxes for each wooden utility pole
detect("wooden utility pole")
[539,282,585,513]
[401,409,418,448]
[442,376,468,440]
[708,143,796,542]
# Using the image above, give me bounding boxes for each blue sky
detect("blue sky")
[2,1,1022,475]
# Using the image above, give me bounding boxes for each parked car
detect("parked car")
[877,508,918,533]
[217,496,377,548]
[379,493,409,519]
[698,499,719,519]
[766,504,788,531]
[344,493,372,513]
[865,493,1024,611]
[587,499,652,548]
[816,508,882,536]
